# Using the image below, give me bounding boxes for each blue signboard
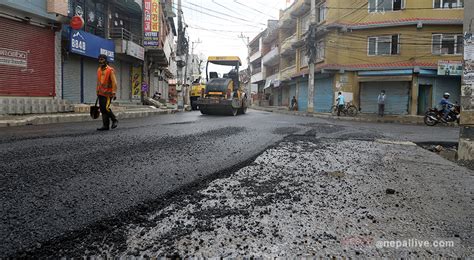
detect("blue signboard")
[69,29,115,62]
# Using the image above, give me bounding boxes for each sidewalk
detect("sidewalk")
[0,105,182,127]
[252,105,427,125]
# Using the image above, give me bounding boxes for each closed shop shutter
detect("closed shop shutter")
[282,85,290,106]
[314,76,334,113]
[83,58,98,103]
[360,81,410,115]
[289,83,297,104]
[62,55,81,103]
[298,79,308,112]
[119,62,131,101]
[0,17,55,97]
[433,77,461,104]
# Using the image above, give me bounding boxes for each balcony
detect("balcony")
[110,28,145,61]
[279,7,296,29]
[110,28,143,45]
[250,69,264,84]
[280,65,297,81]
[250,50,262,63]
[281,33,297,56]
[262,47,279,66]
[290,0,311,17]
[263,21,279,44]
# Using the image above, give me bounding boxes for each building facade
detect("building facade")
[252,0,464,116]
[0,0,67,114]
[62,0,145,104]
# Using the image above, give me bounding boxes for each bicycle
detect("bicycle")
[331,102,358,117]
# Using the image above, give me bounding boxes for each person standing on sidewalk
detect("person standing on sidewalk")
[377,90,386,117]
[290,96,298,111]
[96,54,118,131]
[336,92,345,116]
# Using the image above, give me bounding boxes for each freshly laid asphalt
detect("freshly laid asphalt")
[0,108,466,257]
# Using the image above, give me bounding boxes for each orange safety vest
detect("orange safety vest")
[96,66,114,97]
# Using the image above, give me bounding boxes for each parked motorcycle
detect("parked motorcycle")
[424,104,460,126]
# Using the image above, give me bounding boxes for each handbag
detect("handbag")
[90,97,100,119]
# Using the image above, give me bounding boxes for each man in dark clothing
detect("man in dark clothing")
[377,90,386,117]
[96,54,118,131]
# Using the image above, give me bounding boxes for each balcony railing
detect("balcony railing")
[109,28,143,45]
[262,47,279,66]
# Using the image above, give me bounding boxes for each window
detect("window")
[432,34,463,55]
[434,0,464,8]
[317,2,327,23]
[316,40,325,62]
[368,0,405,12]
[368,35,400,56]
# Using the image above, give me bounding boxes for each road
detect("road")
[0,109,466,257]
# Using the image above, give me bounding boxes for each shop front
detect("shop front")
[0,17,55,97]
[62,27,115,104]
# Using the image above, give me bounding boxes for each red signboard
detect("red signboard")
[70,15,84,30]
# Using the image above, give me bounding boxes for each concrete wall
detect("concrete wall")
[458,0,474,160]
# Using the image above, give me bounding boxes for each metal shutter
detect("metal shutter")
[62,55,81,103]
[83,58,98,103]
[314,76,334,113]
[360,81,410,115]
[289,83,297,105]
[0,17,55,97]
[298,79,308,112]
[119,61,131,101]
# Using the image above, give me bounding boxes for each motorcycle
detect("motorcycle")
[424,104,460,126]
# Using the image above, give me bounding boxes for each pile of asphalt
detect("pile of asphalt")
[44,136,470,258]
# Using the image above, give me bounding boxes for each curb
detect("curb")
[251,106,425,125]
[0,109,181,128]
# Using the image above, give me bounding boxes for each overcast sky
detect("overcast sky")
[178,0,294,69]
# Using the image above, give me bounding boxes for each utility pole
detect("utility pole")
[239,32,251,96]
[177,0,185,107]
[307,0,316,112]
[458,1,474,161]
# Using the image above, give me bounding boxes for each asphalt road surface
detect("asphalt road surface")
[0,109,464,257]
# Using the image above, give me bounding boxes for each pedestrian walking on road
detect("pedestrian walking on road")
[336,92,345,116]
[96,54,118,131]
[377,90,386,117]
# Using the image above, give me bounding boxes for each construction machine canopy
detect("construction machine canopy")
[207,56,242,66]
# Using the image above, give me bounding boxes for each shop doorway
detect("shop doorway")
[418,84,432,115]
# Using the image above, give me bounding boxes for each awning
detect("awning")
[264,79,272,89]
[358,75,413,82]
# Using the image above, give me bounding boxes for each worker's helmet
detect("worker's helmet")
[443,92,450,98]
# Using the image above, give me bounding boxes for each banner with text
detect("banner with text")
[144,0,159,46]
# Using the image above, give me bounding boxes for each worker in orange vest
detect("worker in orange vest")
[96,54,118,131]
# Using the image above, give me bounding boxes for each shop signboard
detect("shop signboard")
[143,0,159,46]
[437,60,463,76]
[69,29,115,61]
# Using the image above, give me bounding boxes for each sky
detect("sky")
[178,0,295,69]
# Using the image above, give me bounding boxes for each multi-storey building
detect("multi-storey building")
[146,0,176,103]
[310,0,464,115]
[63,0,145,104]
[249,31,265,101]
[0,0,177,115]
[254,0,464,116]
[0,0,68,114]
[261,20,279,106]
